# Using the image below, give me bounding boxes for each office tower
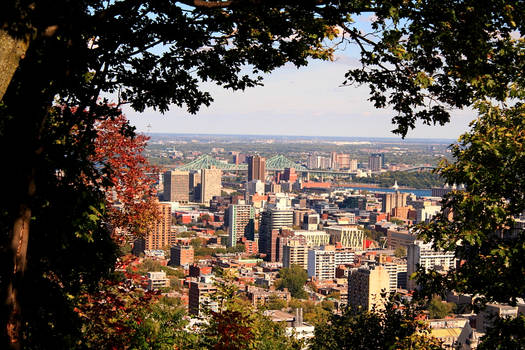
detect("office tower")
[325,225,365,250]
[308,246,336,280]
[189,171,201,201]
[282,168,298,183]
[259,228,280,262]
[379,191,409,214]
[200,167,222,204]
[349,159,358,172]
[170,245,194,266]
[368,153,383,172]
[348,265,390,311]
[407,240,456,290]
[163,170,189,202]
[259,207,293,261]
[227,204,255,247]
[247,155,266,181]
[282,237,308,269]
[145,202,171,250]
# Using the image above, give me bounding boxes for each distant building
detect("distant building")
[282,237,309,270]
[379,191,409,214]
[382,262,408,292]
[163,170,189,202]
[282,168,298,183]
[189,281,218,316]
[200,167,222,204]
[407,240,456,290]
[293,230,330,247]
[348,265,390,311]
[302,213,320,231]
[387,228,416,250]
[308,246,336,280]
[325,225,365,250]
[246,179,265,195]
[368,153,383,172]
[227,204,255,247]
[170,245,194,266]
[145,202,172,250]
[147,271,170,291]
[247,155,266,181]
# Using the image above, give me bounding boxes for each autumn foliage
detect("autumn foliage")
[93,114,159,240]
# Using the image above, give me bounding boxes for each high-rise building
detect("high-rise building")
[259,228,280,262]
[170,245,194,266]
[308,246,336,280]
[258,207,293,260]
[348,265,390,311]
[282,237,308,269]
[163,170,190,202]
[227,204,255,247]
[325,225,365,250]
[349,159,358,172]
[368,153,383,172]
[282,168,298,183]
[200,167,222,204]
[247,155,266,181]
[379,191,409,214]
[145,202,172,250]
[407,240,456,290]
[189,171,201,201]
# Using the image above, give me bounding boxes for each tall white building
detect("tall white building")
[407,240,456,290]
[228,204,255,247]
[308,247,336,280]
[200,167,222,204]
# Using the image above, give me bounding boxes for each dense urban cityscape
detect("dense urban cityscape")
[118,133,524,349]
[2,1,523,349]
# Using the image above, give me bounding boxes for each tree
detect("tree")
[275,265,308,299]
[93,113,160,240]
[427,296,454,319]
[1,1,524,347]
[310,298,441,350]
[1,2,342,346]
[394,246,407,258]
[265,295,288,311]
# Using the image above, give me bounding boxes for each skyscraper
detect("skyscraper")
[247,155,266,181]
[368,153,383,172]
[145,202,171,250]
[200,167,222,204]
[227,203,255,247]
[163,170,189,202]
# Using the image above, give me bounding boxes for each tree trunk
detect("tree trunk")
[5,172,35,349]
[0,29,30,101]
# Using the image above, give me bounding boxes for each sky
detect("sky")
[125,17,475,141]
